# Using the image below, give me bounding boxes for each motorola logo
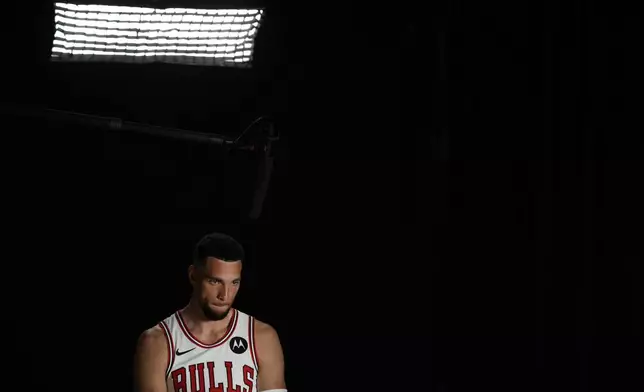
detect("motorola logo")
[229,337,248,354]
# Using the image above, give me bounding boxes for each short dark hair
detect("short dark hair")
[193,232,245,266]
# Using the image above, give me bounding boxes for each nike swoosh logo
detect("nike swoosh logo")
[175,347,196,356]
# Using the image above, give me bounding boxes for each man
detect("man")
[134,232,287,392]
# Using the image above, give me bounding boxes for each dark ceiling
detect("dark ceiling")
[3,0,426,144]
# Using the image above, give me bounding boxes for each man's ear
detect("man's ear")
[188,264,196,284]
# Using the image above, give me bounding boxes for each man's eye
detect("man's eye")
[208,279,219,285]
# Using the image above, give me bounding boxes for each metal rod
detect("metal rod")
[2,104,236,146]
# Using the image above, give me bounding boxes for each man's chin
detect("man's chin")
[203,306,230,321]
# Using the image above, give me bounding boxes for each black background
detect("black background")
[1,0,642,391]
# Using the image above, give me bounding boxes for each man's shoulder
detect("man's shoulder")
[237,309,278,339]
[253,318,280,341]
[250,317,284,368]
[136,325,168,353]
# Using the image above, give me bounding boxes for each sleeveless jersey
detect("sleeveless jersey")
[158,309,259,392]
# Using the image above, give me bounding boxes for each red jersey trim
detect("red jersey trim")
[248,316,259,372]
[175,308,239,349]
[158,321,174,378]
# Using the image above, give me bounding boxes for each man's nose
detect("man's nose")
[217,286,229,300]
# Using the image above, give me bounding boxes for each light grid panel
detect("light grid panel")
[51,2,264,67]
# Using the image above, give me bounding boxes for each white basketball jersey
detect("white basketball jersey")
[158,309,259,392]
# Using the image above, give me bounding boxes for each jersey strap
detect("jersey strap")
[158,320,175,379]
[248,315,259,371]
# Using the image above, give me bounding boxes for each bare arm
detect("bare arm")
[254,320,287,391]
[134,326,169,392]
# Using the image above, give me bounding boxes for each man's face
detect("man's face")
[190,257,242,321]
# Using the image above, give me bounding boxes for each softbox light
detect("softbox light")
[51,2,264,67]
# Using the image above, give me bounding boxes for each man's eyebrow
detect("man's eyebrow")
[204,274,240,282]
